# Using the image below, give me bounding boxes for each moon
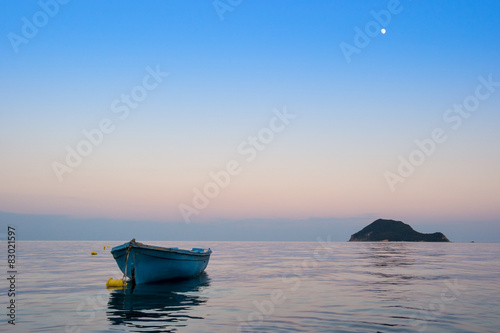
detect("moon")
[381,28,386,34]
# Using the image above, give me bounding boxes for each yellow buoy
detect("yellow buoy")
[103,246,106,250]
[91,251,98,255]
[106,278,126,288]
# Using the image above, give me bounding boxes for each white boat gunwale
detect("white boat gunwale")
[111,241,212,258]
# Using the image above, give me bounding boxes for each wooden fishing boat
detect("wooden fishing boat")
[111,239,211,284]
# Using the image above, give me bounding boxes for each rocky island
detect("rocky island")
[349,219,450,242]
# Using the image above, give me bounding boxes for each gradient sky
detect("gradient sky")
[1,1,499,240]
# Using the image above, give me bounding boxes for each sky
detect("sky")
[0,0,499,241]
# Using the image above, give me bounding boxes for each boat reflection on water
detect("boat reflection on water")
[107,272,210,331]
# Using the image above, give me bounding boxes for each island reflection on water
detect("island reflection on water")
[106,272,211,331]
[360,242,451,305]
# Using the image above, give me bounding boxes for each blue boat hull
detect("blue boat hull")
[111,240,211,284]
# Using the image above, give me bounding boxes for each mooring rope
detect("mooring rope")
[122,238,135,283]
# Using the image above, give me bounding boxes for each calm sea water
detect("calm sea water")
[1,241,499,332]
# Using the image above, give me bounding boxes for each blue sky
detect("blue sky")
[0,0,499,241]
